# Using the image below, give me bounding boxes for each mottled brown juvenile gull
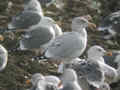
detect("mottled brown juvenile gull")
[0,45,8,71]
[44,16,96,63]
[59,69,82,90]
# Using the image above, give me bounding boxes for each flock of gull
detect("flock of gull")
[0,0,120,90]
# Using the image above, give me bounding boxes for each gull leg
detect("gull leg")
[58,62,64,74]
[31,48,47,61]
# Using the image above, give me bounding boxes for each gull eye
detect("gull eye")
[97,48,102,52]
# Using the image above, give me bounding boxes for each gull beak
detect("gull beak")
[0,35,4,41]
[83,15,96,30]
[25,79,31,85]
[58,81,62,88]
[104,51,112,56]
[88,22,96,30]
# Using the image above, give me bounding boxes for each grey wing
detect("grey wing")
[9,11,41,29]
[20,26,54,49]
[45,32,85,58]
[62,83,77,90]
[71,61,104,85]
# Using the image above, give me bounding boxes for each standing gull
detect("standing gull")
[43,16,96,63]
[0,45,8,71]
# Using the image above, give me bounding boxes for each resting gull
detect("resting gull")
[87,45,118,84]
[98,10,120,40]
[43,15,96,63]
[0,44,8,71]
[0,0,43,33]
[59,69,82,90]
[26,73,60,90]
[19,17,63,57]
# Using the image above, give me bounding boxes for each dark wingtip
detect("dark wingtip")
[32,55,48,61]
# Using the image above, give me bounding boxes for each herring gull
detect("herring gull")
[19,16,63,56]
[44,16,96,63]
[0,0,43,33]
[87,45,118,84]
[26,73,60,90]
[59,69,82,90]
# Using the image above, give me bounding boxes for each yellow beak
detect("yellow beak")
[104,51,112,56]
[88,22,96,30]
[25,79,31,85]
[0,35,4,41]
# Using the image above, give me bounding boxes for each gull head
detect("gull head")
[26,73,45,86]
[61,69,77,83]
[87,45,112,58]
[40,17,63,36]
[71,15,96,31]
